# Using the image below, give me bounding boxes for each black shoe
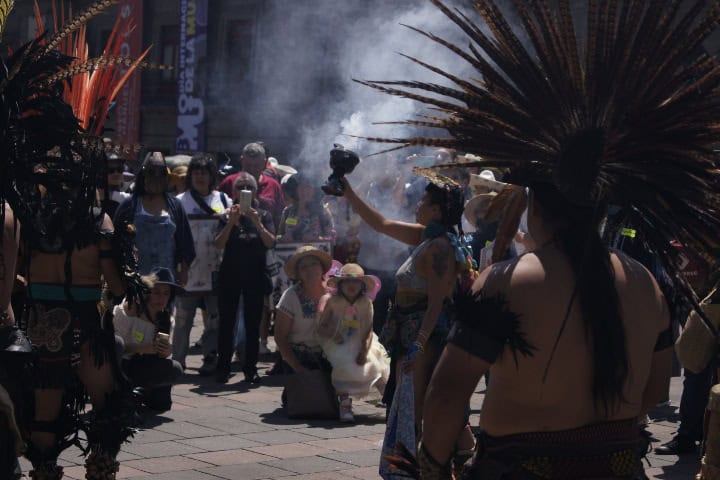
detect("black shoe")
[654,435,697,455]
[215,370,231,384]
[243,372,261,384]
[198,354,218,376]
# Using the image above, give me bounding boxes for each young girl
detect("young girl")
[317,264,390,422]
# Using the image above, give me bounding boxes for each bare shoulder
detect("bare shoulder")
[418,236,454,275]
[611,250,668,327]
[472,254,530,296]
[610,250,662,295]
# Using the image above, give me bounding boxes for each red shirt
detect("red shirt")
[219,173,285,227]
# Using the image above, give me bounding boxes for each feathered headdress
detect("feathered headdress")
[0,0,165,301]
[359,0,720,334]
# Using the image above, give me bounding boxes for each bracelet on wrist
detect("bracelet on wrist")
[412,340,425,354]
[417,330,429,342]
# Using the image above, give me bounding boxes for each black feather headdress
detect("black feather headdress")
[359,0,720,334]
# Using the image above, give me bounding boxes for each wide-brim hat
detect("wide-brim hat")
[326,263,377,292]
[268,157,298,177]
[464,192,498,228]
[284,245,333,280]
[148,267,184,293]
[470,170,507,195]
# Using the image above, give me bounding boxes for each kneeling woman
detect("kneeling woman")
[114,268,184,412]
[275,246,333,377]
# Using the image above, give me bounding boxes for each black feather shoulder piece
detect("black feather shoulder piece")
[450,287,536,367]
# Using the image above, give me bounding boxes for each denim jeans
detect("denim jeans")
[678,362,714,441]
[172,294,219,365]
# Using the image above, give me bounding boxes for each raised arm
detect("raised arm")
[342,177,424,246]
[215,206,240,249]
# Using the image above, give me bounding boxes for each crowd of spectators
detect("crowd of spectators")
[4,139,715,478]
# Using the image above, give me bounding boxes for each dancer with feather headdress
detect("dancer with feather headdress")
[0,1,168,478]
[355,0,720,478]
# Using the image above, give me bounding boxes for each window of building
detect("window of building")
[224,18,254,85]
[161,24,180,83]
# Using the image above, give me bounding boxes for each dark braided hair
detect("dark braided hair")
[425,182,465,236]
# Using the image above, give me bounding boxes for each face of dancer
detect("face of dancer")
[191,167,211,196]
[296,256,324,285]
[148,284,171,314]
[107,161,124,188]
[415,191,442,226]
[241,154,266,182]
[339,279,362,301]
[144,160,168,195]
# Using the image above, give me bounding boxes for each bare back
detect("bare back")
[479,246,669,435]
[28,214,119,289]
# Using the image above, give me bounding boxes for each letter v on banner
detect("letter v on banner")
[114,0,144,157]
[176,0,209,154]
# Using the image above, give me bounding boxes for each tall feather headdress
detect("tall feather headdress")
[0,1,164,301]
[359,0,720,334]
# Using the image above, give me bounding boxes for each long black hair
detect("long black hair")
[533,182,627,416]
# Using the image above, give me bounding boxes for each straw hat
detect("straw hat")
[469,170,507,195]
[284,245,333,280]
[464,192,498,228]
[268,157,298,177]
[169,165,187,191]
[326,263,376,292]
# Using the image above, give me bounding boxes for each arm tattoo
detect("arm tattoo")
[431,243,452,276]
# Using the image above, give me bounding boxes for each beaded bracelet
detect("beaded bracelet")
[412,340,425,355]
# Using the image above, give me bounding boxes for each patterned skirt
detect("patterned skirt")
[466,419,649,480]
[379,301,451,357]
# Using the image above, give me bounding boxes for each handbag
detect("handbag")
[675,299,720,374]
[285,369,338,419]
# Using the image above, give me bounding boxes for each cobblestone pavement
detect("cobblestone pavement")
[19,328,702,479]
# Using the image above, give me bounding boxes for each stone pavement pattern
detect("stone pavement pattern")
[18,331,702,479]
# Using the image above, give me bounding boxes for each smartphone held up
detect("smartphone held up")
[238,189,252,213]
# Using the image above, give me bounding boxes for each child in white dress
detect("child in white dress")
[317,263,390,422]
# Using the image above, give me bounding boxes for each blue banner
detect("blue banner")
[175,0,208,153]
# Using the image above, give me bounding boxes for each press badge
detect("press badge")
[286,217,298,226]
[133,331,144,343]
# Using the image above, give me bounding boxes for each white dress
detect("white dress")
[318,295,390,397]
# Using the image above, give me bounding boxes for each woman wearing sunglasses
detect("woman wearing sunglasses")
[113,152,196,286]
